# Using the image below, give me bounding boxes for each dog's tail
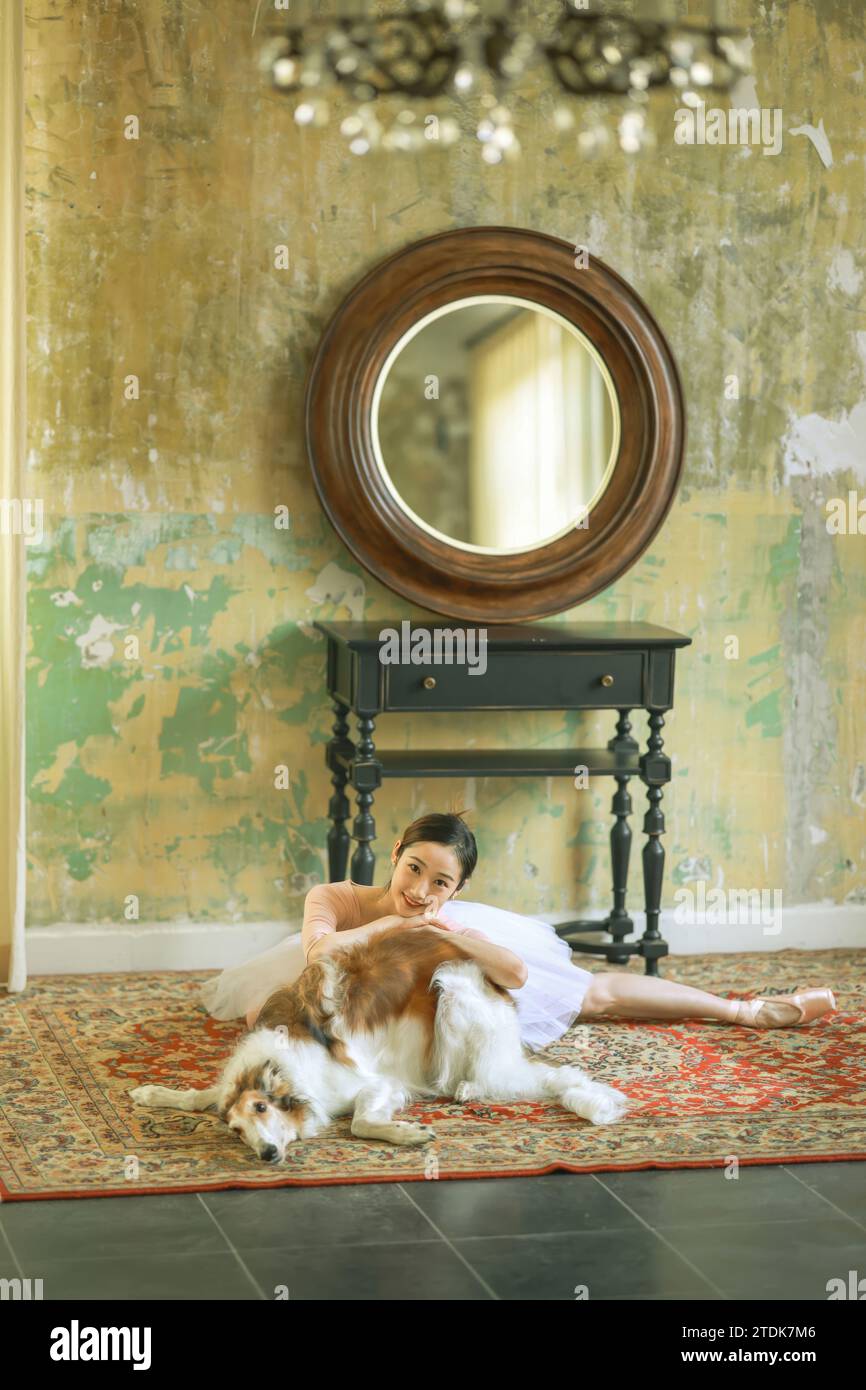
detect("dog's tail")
[428,959,524,1094]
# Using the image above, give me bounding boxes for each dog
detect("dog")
[130,926,631,1162]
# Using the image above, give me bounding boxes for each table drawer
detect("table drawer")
[382,650,645,711]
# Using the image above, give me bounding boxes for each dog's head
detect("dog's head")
[218,957,350,1163]
[218,1039,331,1162]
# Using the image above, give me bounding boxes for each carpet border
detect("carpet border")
[2,1150,865,1201]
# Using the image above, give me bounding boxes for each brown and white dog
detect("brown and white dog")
[130,926,631,1161]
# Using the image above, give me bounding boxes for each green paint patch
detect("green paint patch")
[24,517,77,580]
[87,514,213,569]
[204,806,323,880]
[577,852,598,885]
[26,661,129,779]
[66,847,97,881]
[232,516,308,570]
[767,517,801,600]
[55,760,112,808]
[164,544,204,571]
[30,757,111,808]
[746,645,782,666]
[712,814,733,859]
[159,650,252,794]
[76,512,316,582]
[207,537,244,567]
[745,687,783,739]
[746,645,783,689]
[264,624,332,730]
[574,821,610,846]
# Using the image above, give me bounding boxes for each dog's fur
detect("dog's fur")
[131,926,631,1161]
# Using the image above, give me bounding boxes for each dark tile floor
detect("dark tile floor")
[1,1160,863,1300]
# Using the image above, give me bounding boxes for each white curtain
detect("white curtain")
[1,0,27,994]
[468,310,612,549]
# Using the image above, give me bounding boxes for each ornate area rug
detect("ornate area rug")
[1,949,863,1201]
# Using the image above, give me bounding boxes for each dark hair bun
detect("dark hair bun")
[393,811,477,889]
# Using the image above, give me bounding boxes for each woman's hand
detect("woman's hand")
[399,907,446,930]
[388,906,490,941]
[411,918,489,941]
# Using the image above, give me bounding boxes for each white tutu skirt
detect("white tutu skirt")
[198,899,595,1052]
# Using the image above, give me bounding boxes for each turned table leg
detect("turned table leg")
[325,699,353,882]
[350,713,380,885]
[606,708,638,963]
[639,710,671,976]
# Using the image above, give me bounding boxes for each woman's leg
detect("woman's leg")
[581,971,740,1023]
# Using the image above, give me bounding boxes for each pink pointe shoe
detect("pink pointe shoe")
[733,988,837,1028]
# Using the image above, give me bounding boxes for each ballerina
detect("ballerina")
[198,811,837,1050]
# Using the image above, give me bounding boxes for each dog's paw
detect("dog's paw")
[129,1085,157,1105]
[351,1117,436,1146]
[561,1081,632,1127]
[582,1086,632,1127]
[387,1121,436,1146]
[454,1081,484,1102]
[129,1084,175,1107]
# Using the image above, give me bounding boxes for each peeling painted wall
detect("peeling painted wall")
[23,0,866,927]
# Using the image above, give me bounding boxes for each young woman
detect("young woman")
[199,811,837,1049]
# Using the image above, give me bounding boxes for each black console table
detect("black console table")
[314,621,691,976]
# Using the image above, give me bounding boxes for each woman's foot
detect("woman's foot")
[732,988,837,1028]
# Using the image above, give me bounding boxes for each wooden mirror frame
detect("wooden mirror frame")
[305,226,686,622]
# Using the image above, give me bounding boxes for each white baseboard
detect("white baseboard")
[5,903,865,985]
[537,903,866,956]
[11,919,297,978]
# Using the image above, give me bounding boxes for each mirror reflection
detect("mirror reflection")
[372,296,620,554]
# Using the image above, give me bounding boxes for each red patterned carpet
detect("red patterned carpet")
[1,949,863,1201]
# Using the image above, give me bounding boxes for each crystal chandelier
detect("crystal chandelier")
[259,1,751,162]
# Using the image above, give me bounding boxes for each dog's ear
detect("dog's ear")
[304,956,342,1018]
[254,1066,305,1112]
[254,1062,284,1098]
[216,1086,239,1122]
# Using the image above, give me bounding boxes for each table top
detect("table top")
[314,620,692,650]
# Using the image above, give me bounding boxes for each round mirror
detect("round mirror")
[306,226,685,621]
[372,296,620,554]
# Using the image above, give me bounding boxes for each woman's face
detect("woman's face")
[389,840,465,916]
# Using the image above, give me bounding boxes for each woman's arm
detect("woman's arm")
[302,892,526,989]
[301,883,386,963]
[430,926,528,990]
[306,915,404,963]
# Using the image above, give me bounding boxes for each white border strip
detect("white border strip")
[9,904,865,978]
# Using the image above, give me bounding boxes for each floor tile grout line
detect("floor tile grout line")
[588,1174,730,1300]
[17,1239,448,1262]
[195,1193,270,1300]
[633,1216,866,1232]
[781,1166,866,1235]
[11,1210,861,1264]
[395,1184,500,1299]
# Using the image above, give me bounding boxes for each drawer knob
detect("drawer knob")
[601,674,615,688]
[423,675,437,690]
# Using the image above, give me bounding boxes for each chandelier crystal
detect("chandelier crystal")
[259,1,751,161]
